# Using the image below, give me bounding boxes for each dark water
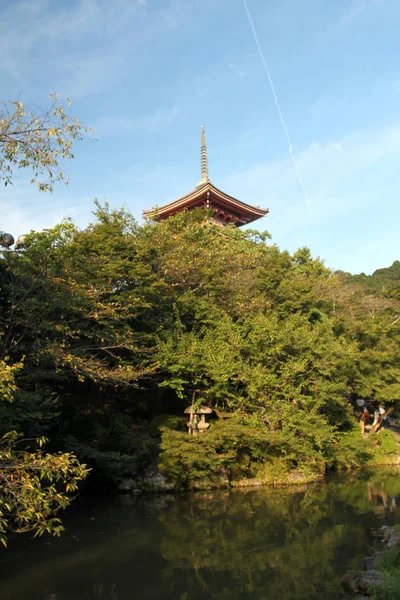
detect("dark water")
[1,469,400,600]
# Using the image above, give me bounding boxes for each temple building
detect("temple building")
[143,127,269,227]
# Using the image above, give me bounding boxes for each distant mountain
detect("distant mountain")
[343,261,400,294]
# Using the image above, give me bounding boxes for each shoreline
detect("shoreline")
[117,459,400,494]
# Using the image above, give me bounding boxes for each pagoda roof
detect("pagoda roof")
[142,126,269,227]
[143,181,269,226]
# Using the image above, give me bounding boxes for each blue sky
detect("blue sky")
[1,0,400,274]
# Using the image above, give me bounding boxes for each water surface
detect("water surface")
[1,469,400,600]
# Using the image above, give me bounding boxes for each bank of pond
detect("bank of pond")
[1,467,400,600]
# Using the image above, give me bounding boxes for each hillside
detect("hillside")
[343,261,400,295]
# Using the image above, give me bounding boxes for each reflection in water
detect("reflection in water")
[1,469,400,600]
[367,481,397,512]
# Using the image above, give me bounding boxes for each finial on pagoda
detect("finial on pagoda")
[198,125,209,186]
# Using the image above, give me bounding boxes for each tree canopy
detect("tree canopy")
[1,204,399,512]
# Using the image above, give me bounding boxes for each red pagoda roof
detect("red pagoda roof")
[143,127,269,227]
[143,181,269,226]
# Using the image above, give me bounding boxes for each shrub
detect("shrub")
[65,436,156,487]
[158,416,329,489]
[370,429,399,463]
[374,547,400,599]
[149,414,185,438]
[331,428,374,469]
[332,427,398,469]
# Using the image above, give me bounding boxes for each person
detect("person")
[360,407,371,435]
[379,405,389,426]
[356,399,366,434]
[372,404,380,427]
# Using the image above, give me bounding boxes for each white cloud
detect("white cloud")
[0,195,68,239]
[3,120,400,274]
[0,0,181,97]
[223,123,400,216]
[0,178,95,237]
[0,0,145,49]
[217,121,400,272]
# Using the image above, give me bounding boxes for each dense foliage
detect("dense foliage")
[1,204,399,522]
[344,260,400,296]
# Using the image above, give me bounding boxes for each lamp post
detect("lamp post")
[0,232,26,249]
[0,232,15,248]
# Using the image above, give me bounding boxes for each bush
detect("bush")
[331,428,374,469]
[374,547,400,599]
[332,427,398,469]
[370,429,399,464]
[65,436,156,487]
[158,419,263,488]
[158,416,329,489]
[149,414,185,438]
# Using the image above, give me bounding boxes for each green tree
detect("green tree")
[2,204,400,496]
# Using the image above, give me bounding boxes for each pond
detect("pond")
[1,469,400,600]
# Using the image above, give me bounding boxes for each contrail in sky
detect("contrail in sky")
[242,0,311,213]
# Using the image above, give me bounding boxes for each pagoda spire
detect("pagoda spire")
[198,125,209,186]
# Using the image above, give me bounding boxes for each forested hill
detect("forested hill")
[341,261,400,294]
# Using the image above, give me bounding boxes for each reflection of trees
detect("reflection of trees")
[366,473,400,512]
[2,469,400,600]
[158,485,351,599]
[158,471,400,599]
[333,470,400,516]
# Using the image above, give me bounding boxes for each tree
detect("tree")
[0,360,89,547]
[0,92,92,546]
[1,204,399,499]
[0,93,93,192]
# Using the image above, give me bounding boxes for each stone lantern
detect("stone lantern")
[184,405,212,436]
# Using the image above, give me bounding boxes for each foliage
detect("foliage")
[159,418,265,488]
[370,429,399,462]
[1,204,400,502]
[0,431,89,547]
[149,414,185,438]
[374,547,400,599]
[159,415,331,490]
[331,427,374,469]
[331,428,398,470]
[0,359,21,403]
[345,260,400,298]
[63,437,152,488]
[0,356,89,547]
[0,93,93,192]
[0,91,93,548]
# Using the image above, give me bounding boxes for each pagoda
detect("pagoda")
[143,127,269,227]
